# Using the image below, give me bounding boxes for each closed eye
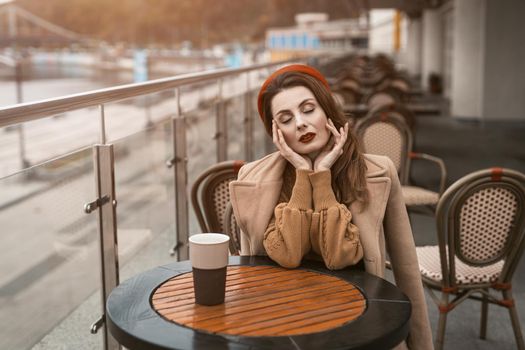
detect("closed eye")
[276,113,292,124]
[301,102,316,114]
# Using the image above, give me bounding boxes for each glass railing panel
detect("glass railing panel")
[0,108,101,179]
[104,90,175,143]
[226,94,245,161]
[245,69,273,160]
[103,92,177,278]
[185,103,217,235]
[0,148,103,350]
[249,92,272,160]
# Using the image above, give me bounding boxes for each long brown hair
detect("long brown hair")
[260,70,369,209]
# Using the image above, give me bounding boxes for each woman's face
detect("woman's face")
[271,86,330,157]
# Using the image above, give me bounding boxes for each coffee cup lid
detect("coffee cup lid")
[189,233,230,245]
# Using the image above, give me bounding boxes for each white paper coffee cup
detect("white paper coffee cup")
[189,233,230,306]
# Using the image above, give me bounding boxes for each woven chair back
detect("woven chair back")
[436,168,525,285]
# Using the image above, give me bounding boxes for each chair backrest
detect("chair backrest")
[354,110,413,184]
[331,92,346,108]
[390,77,411,93]
[224,202,241,255]
[333,86,361,105]
[340,78,361,91]
[436,168,525,287]
[190,160,244,254]
[363,86,406,109]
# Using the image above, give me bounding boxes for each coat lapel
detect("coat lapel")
[229,153,286,255]
[351,154,391,276]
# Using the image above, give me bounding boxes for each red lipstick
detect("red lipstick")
[299,132,316,143]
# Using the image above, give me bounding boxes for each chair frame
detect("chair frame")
[422,168,525,350]
[223,202,241,255]
[190,160,244,255]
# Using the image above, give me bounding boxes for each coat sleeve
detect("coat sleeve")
[308,170,363,270]
[263,169,313,268]
[383,157,434,350]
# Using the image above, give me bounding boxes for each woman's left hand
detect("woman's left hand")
[313,120,348,172]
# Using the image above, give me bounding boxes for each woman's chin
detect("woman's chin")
[296,146,323,159]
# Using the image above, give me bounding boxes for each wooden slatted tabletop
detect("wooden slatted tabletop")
[152,265,366,337]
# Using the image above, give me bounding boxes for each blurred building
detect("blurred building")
[265,13,369,61]
[367,0,524,121]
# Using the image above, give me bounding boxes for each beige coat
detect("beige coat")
[229,151,433,349]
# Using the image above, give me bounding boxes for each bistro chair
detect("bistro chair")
[354,110,446,210]
[416,168,525,350]
[190,160,244,255]
[368,102,416,132]
[389,75,412,94]
[332,85,362,105]
[362,86,406,110]
[332,92,346,109]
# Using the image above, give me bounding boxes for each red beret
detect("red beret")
[257,64,330,120]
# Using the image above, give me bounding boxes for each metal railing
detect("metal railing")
[0,61,303,128]
[0,56,318,349]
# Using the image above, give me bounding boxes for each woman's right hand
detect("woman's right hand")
[273,121,312,170]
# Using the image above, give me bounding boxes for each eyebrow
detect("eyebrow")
[275,98,315,119]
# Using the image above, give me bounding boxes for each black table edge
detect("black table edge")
[106,256,411,350]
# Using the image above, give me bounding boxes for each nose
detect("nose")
[296,113,307,130]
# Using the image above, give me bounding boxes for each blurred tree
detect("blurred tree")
[15,0,359,47]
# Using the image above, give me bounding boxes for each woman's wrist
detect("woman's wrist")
[293,158,312,170]
[288,169,313,210]
[309,170,338,210]
[314,165,329,172]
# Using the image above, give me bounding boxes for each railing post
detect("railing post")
[168,88,189,260]
[244,72,254,162]
[15,61,30,169]
[260,67,275,156]
[216,79,228,162]
[88,143,120,350]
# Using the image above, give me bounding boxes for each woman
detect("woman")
[229,64,433,349]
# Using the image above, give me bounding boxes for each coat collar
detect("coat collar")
[363,153,388,178]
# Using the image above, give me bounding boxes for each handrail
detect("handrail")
[0,58,303,128]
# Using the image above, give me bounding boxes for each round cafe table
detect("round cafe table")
[106,256,411,350]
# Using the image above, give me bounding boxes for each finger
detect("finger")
[328,119,340,132]
[272,122,285,153]
[277,129,291,150]
[326,118,336,131]
[322,136,335,152]
[326,122,340,138]
[330,119,342,135]
[272,121,279,145]
[340,122,349,142]
[336,127,347,147]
